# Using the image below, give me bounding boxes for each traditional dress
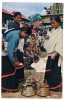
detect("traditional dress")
[43,26,63,91]
[8,21,24,82]
[2,40,19,92]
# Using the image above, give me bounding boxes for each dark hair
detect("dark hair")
[30,25,34,29]
[31,34,35,37]
[24,43,30,49]
[14,12,21,18]
[44,7,47,10]
[24,27,32,35]
[50,15,61,25]
[49,27,52,31]
[34,55,39,61]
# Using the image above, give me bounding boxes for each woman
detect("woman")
[43,15,63,92]
[2,26,32,92]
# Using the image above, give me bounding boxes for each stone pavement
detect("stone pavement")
[1,69,62,99]
[1,53,62,98]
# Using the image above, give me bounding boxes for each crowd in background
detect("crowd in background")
[2,12,63,93]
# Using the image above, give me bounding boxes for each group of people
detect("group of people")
[2,11,63,93]
[2,12,32,92]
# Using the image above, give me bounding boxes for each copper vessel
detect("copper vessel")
[21,78,36,97]
[37,79,50,97]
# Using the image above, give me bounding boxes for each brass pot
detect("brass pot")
[21,83,36,97]
[37,79,50,97]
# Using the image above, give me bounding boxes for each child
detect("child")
[43,15,63,92]
[34,55,39,63]
[30,34,37,52]
[24,43,34,69]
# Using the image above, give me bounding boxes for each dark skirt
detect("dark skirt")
[16,50,24,81]
[44,55,62,90]
[1,55,19,92]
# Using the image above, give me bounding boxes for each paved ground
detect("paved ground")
[1,69,62,99]
[1,52,62,98]
[1,92,62,98]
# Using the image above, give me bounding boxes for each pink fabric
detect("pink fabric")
[32,29,37,35]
